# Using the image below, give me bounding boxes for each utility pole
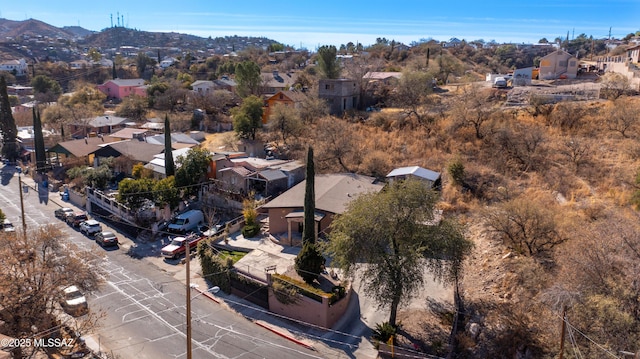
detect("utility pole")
[185,236,192,359]
[559,305,567,359]
[17,167,27,237]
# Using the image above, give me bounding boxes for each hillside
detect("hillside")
[0,18,77,39]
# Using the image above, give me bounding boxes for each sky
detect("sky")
[1,0,639,50]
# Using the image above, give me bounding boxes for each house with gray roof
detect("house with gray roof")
[387,165,442,189]
[261,173,384,244]
[91,140,164,175]
[68,115,130,138]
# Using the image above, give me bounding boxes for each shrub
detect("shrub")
[371,321,397,344]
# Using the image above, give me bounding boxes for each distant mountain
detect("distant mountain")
[0,18,79,40]
[0,18,281,58]
[77,26,279,53]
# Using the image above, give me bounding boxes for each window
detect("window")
[559,60,567,67]
[569,60,576,67]
[325,84,330,90]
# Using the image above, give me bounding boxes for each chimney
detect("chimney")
[84,137,88,144]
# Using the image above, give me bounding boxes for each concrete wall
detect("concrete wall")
[267,273,352,328]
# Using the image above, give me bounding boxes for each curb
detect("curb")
[254,320,315,351]
[191,286,315,351]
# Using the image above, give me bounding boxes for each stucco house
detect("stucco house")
[539,50,578,80]
[91,140,164,175]
[0,58,28,76]
[261,173,384,245]
[96,79,147,100]
[262,90,307,123]
[215,156,305,197]
[318,79,360,115]
[191,80,215,94]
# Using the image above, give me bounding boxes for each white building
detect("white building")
[0,58,28,76]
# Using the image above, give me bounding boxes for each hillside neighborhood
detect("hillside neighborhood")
[2,16,640,359]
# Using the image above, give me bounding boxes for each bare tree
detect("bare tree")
[604,97,639,138]
[600,72,631,100]
[484,195,566,256]
[0,225,104,357]
[392,70,436,126]
[265,103,303,147]
[450,84,499,139]
[313,117,358,172]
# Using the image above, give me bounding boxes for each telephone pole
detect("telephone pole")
[17,167,27,237]
[185,236,193,359]
[559,305,567,359]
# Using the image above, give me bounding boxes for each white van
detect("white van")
[167,210,204,234]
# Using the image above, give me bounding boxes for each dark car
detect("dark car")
[95,231,118,247]
[66,213,88,227]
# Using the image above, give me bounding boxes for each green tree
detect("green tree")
[153,175,180,210]
[116,178,154,211]
[328,179,473,327]
[295,147,324,283]
[235,60,261,98]
[317,45,340,79]
[32,107,46,173]
[174,147,212,197]
[232,95,263,140]
[164,115,175,177]
[0,76,19,161]
[87,48,102,62]
[30,75,62,102]
[136,52,156,78]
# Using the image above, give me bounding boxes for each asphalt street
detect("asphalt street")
[0,167,325,359]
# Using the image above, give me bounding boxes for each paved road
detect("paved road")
[0,168,324,359]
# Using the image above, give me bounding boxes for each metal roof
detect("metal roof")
[386,166,441,182]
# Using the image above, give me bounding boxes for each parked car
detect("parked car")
[54,207,75,220]
[60,285,88,316]
[493,76,508,88]
[95,231,118,247]
[79,220,102,236]
[167,210,204,234]
[66,212,88,227]
[2,219,15,232]
[161,234,203,259]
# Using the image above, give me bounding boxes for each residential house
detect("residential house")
[160,57,177,69]
[69,115,130,138]
[91,140,164,175]
[215,156,305,197]
[261,173,384,244]
[47,136,117,165]
[386,166,442,189]
[627,44,640,64]
[442,38,462,48]
[213,76,237,92]
[96,78,147,100]
[142,133,200,149]
[363,72,402,85]
[108,127,155,141]
[262,90,307,124]
[191,80,214,95]
[539,50,578,80]
[318,79,360,115]
[11,101,37,115]
[144,147,192,179]
[261,70,299,95]
[0,58,28,75]
[69,59,90,69]
[139,117,164,131]
[7,85,33,96]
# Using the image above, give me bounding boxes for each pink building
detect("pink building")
[97,79,146,100]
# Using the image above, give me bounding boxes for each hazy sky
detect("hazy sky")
[2,0,638,49]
